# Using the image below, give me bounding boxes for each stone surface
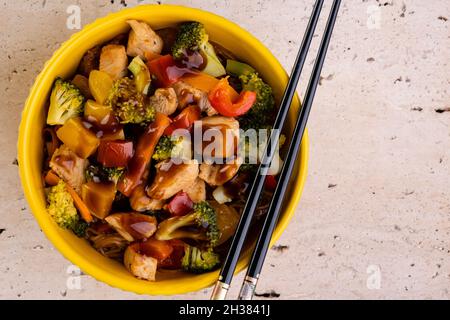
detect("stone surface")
[1,0,449,299]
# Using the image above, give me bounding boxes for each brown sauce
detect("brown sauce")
[202,124,238,158]
[82,115,122,139]
[120,214,156,240]
[53,154,75,171]
[216,163,240,185]
[166,50,206,81]
[222,172,250,198]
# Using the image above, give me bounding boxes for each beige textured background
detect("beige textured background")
[1,0,449,299]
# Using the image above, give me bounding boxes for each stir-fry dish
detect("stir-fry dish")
[42,20,283,281]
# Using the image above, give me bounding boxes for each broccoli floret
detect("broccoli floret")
[107,77,155,124]
[238,72,275,131]
[71,220,89,238]
[182,245,220,273]
[85,164,124,184]
[46,78,85,125]
[238,131,286,175]
[46,180,88,238]
[152,135,184,162]
[172,22,226,78]
[155,201,219,247]
[103,167,125,184]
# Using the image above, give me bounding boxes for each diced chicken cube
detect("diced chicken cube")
[199,162,241,186]
[183,178,206,203]
[147,160,199,200]
[127,20,163,58]
[99,44,128,80]
[149,88,178,116]
[50,145,88,194]
[105,212,157,242]
[130,185,165,212]
[124,243,157,281]
[201,116,240,159]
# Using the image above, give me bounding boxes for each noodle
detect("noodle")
[87,228,128,260]
[230,189,273,219]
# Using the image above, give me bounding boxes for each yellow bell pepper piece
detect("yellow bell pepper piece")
[89,70,113,105]
[84,99,112,123]
[81,181,116,219]
[56,118,100,159]
[182,72,219,93]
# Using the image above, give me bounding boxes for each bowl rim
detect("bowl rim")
[17,4,309,295]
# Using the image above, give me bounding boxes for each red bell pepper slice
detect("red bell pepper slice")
[148,55,176,87]
[208,78,257,117]
[139,238,174,262]
[265,175,277,190]
[118,113,171,196]
[159,240,186,269]
[148,55,197,87]
[164,105,201,135]
[167,192,194,216]
[97,140,134,168]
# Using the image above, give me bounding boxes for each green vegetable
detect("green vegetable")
[46,180,88,238]
[152,135,184,162]
[182,245,220,273]
[103,167,125,184]
[239,72,275,130]
[46,78,85,125]
[85,164,124,184]
[71,220,89,238]
[155,201,219,248]
[172,22,226,78]
[239,133,286,175]
[128,56,151,95]
[107,77,155,124]
[226,59,255,77]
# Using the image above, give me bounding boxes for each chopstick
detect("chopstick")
[238,0,342,300]
[210,0,326,300]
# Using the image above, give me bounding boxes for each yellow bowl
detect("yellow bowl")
[18,4,308,295]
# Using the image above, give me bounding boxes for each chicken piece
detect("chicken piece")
[105,212,157,242]
[130,185,165,212]
[126,20,163,58]
[149,88,178,116]
[183,178,206,202]
[50,145,88,194]
[147,160,199,200]
[124,243,157,281]
[99,44,128,80]
[201,116,240,159]
[199,162,241,186]
[172,81,218,116]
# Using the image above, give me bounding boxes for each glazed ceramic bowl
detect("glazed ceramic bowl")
[18,4,308,295]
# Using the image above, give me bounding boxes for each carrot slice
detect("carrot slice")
[66,183,93,223]
[44,171,93,223]
[44,170,60,186]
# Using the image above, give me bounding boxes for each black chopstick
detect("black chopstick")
[210,0,326,300]
[238,0,342,300]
